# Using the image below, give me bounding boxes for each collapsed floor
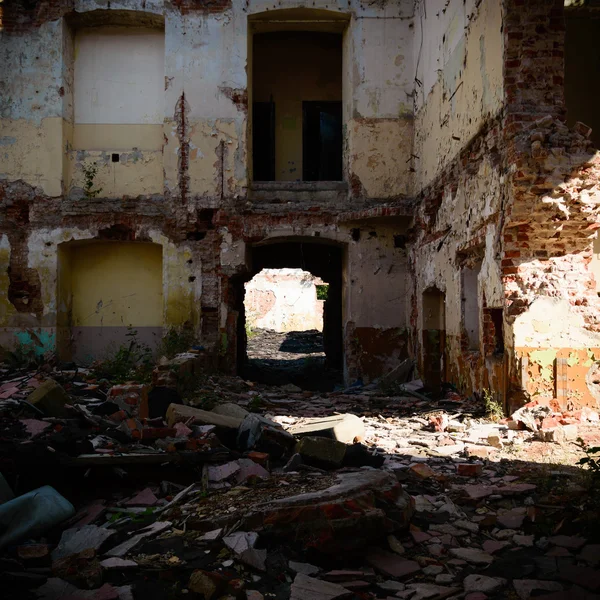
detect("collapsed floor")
[1,353,600,600]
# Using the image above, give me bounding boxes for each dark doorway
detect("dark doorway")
[236,241,344,391]
[252,100,276,181]
[252,31,342,182]
[565,8,600,149]
[422,287,446,399]
[302,101,343,181]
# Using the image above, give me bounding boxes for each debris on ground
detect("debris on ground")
[1,355,599,599]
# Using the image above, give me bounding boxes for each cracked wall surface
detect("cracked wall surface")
[2,0,600,409]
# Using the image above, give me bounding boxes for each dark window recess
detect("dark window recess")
[489,308,504,355]
[186,231,207,241]
[302,101,342,181]
[111,153,119,163]
[394,235,407,249]
[253,100,276,181]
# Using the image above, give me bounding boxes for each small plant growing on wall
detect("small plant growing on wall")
[82,162,103,199]
[483,388,504,421]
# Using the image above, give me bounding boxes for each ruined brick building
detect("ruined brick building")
[2,0,600,411]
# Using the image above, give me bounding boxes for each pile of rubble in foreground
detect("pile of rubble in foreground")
[0,356,600,600]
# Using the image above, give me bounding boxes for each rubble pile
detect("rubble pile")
[0,356,599,600]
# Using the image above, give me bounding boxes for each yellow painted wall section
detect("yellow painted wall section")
[68,242,163,328]
[161,241,199,327]
[413,0,503,189]
[66,151,163,198]
[253,32,342,181]
[0,118,65,197]
[72,124,164,152]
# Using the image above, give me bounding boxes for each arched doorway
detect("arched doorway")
[235,239,344,391]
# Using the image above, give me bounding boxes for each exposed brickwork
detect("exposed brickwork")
[502,0,600,328]
[0,0,73,33]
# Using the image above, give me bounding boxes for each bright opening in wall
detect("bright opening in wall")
[243,268,332,388]
[252,31,343,182]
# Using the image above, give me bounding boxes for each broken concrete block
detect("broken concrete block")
[405,583,459,600]
[289,561,319,575]
[449,547,493,565]
[52,525,115,561]
[365,548,421,578]
[237,413,295,459]
[409,463,435,479]
[207,461,241,482]
[290,574,351,600]
[235,458,270,484]
[295,436,347,469]
[123,488,158,506]
[463,574,507,593]
[166,403,242,430]
[487,434,503,448]
[27,379,70,417]
[212,403,250,420]
[100,557,138,570]
[287,414,365,444]
[513,579,564,599]
[105,521,172,557]
[223,531,259,555]
[20,419,51,438]
[539,424,578,444]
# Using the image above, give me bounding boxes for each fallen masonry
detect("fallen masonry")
[0,358,599,600]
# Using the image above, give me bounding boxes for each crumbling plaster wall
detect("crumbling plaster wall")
[1,0,418,205]
[0,0,422,382]
[412,0,504,188]
[409,0,506,396]
[0,18,68,197]
[218,213,410,383]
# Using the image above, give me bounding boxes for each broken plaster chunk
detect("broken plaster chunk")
[105,521,172,557]
[295,436,347,470]
[52,525,115,561]
[27,379,70,418]
[289,561,320,576]
[223,531,258,555]
[100,557,138,570]
[290,574,352,600]
[513,579,564,600]
[207,461,240,483]
[449,548,493,565]
[165,403,242,429]
[287,414,365,444]
[463,574,507,593]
